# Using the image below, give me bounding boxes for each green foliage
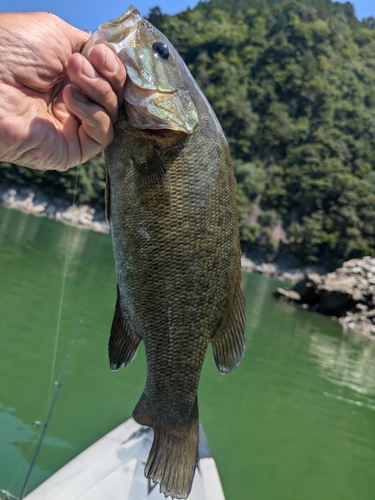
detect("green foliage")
[0,154,106,206]
[239,223,260,245]
[1,0,375,268]
[151,0,375,267]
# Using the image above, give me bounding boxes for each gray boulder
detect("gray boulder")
[273,257,375,338]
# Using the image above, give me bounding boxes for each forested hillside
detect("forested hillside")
[2,0,375,267]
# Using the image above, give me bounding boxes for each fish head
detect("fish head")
[82,6,198,137]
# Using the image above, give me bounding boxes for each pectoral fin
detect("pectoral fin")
[134,149,172,206]
[108,287,142,371]
[211,270,246,374]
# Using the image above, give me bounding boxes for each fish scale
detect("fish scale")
[83,6,246,499]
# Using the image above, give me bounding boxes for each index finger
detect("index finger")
[86,44,126,107]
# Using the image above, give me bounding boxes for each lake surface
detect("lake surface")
[0,205,374,500]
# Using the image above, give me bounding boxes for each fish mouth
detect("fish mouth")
[82,6,199,136]
[143,128,179,137]
[137,127,187,146]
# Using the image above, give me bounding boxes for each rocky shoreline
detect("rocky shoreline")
[0,184,324,280]
[240,253,328,284]
[3,184,375,339]
[273,257,375,339]
[0,184,108,233]
[0,184,326,279]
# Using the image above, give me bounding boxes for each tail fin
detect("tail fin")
[133,397,199,499]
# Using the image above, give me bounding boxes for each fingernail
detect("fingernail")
[82,57,97,79]
[71,86,89,103]
[105,49,117,73]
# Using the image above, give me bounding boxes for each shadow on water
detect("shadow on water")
[0,206,374,499]
[0,403,71,494]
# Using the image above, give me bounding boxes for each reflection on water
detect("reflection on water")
[244,273,270,335]
[55,224,90,274]
[323,392,375,411]
[1,206,375,500]
[309,330,375,400]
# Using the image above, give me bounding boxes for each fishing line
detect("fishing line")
[48,166,81,405]
[18,328,82,500]
[1,167,82,499]
[4,324,82,500]
[0,490,18,500]
[3,438,38,499]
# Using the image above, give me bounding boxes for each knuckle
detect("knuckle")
[91,80,118,110]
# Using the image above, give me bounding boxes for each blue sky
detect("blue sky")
[0,0,199,30]
[0,0,374,31]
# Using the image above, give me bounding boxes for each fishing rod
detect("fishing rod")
[1,168,82,500]
[0,490,18,499]
[18,328,81,500]
[18,166,82,499]
[0,328,81,500]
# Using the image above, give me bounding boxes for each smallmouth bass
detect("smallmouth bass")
[83,6,246,499]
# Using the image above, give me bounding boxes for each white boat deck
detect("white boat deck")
[24,419,225,500]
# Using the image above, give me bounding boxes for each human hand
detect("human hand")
[0,12,126,171]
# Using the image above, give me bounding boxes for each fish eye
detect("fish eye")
[152,42,169,59]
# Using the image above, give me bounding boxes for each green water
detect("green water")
[0,205,374,499]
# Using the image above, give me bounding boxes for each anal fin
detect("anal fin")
[108,287,142,371]
[211,269,246,374]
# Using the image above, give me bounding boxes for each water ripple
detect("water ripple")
[309,331,375,397]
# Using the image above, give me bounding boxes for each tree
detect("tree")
[2,0,375,268]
